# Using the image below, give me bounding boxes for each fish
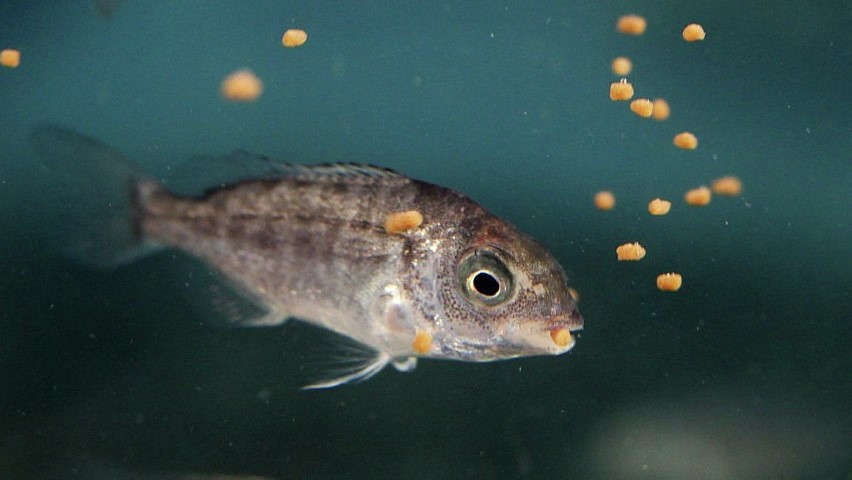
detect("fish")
[31,125,584,388]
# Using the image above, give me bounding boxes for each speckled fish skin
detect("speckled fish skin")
[139,164,584,364]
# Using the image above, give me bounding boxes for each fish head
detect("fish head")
[432,215,584,361]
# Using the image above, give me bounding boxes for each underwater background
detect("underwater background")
[1,1,850,479]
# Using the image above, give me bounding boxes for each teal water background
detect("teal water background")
[1,1,849,479]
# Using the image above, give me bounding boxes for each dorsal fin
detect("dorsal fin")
[280,161,407,181]
[164,152,408,196]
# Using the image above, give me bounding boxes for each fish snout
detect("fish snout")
[559,306,584,332]
[501,310,583,357]
[546,310,583,352]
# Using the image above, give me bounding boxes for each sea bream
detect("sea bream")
[31,126,584,388]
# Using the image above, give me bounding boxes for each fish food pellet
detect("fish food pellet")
[610,79,635,101]
[384,210,423,234]
[652,98,670,120]
[282,29,308,48]
[594,190,616,211]
[682,23,706,42]
[630,98,654,118]
[220,69,263,102]
[616,15,647,36]
[550,327,572,347]
[412,330,432,354]
[611,56,632,76]
[684,186,712,206]
[1,49,20,68]
[616,242,646,261]
[656,273,683,291]
[648,198,672,215]
[673,132,698,150]
[711,176,743,196]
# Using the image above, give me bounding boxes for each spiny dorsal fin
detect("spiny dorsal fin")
[165,152,409,196]
[277,161,407,181]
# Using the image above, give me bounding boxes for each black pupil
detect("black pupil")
[472,271,500,297]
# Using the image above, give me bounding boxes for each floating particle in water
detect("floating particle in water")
[656,273,683,291]
[611,56,632,76]
[684,186,712,206]
[412,330,432,354]
[1,49,20,68]
[630,98,654,118]
[282,29,308,48]
[384,210,423,234]
[610,79,635,101]
[594,190,616,211]
[652,98,670,120]
[616,242,646,261]
[220,69,263,102]
[682,23,706,42]
[673,131,698,149]
[711,176,743,196]
[550,328,572,347]
[617,15,647,36]
[648,198,672,215]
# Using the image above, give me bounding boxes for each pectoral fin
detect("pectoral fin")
[178,261,288,327]
[302,350,391,390]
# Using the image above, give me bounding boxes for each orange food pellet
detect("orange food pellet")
[648,198,672,215]
[384,210,423,234]
[656,273,683,291]
[550,327,572,347]
[616,242,646,261]
[611,56,632,76]
[630,98,654,118]
[220,69,263,102]
[652,98,670,120]
[684,186,712,206]
[673,132,698,150]
[282,29,308,48]
[412,330,432,354]
[711,176,743,196]
[594,190,616,211]
[616,15,647,36]
[610,79,635,101]
[1,49,20,68]
[682,23,706,42]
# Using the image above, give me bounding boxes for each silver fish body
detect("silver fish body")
[33,126,583,387]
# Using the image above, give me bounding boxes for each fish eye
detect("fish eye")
[468,270,501,297]
[458,250,514,307]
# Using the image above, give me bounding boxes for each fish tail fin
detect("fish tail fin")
[30,125,161,267]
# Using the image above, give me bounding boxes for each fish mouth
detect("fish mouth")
[545,313,583,353]
[500,310,584,357]
[559,308,584,332]
[459,310,585,361]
